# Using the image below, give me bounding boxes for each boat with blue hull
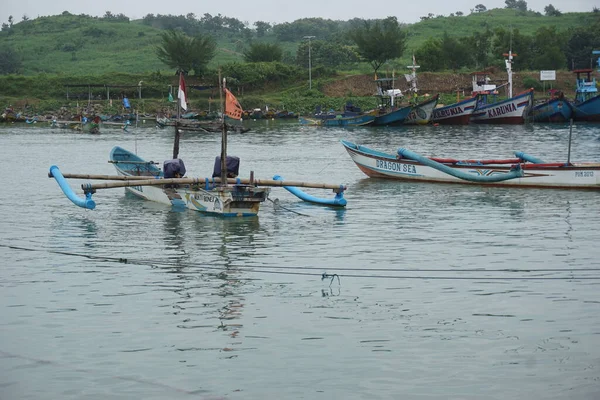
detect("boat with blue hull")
[300,111,376,127]
[373,105,412,125]
[530,95,573,123]
[371,77,411,126]
[572,65,600,122]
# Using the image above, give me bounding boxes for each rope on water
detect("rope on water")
[2,243,600,281]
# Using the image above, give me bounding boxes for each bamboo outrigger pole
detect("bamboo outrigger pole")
[82,177,346,192]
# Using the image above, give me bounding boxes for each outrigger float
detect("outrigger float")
[49,72,347,216]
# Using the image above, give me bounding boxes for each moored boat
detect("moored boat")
[470,89,534,124]
[571,62,600,122]
[341,139,600,190]
[432,96,477,125]
[404,94,439,125]
[530,93,573,123]
[371,77,411,126]
[469,51,533,124]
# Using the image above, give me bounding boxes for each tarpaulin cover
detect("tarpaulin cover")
[163,159,186,178]
[212,156,240,178]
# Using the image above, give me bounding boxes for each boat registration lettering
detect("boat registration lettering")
[131,185,143,192]
[575,171,594,178]
[194,194,216,202]
[487,103,516,118]
[376,160,417,174]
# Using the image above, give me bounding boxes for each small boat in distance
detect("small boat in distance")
[530,92,573,123]
[470,51,534,124]
[571,51,600,122]
[404,94,439,125]
[300,103,377,127]
[371,77,412,126]
[432,95,477,125]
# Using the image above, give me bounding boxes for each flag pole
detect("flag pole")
[172,70,182,159]
[219,69,228,187]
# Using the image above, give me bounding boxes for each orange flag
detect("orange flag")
[225,89,243,120]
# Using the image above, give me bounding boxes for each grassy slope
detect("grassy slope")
[0,9,595,76]
[404,9,596,53]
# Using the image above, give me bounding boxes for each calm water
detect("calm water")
[1,120,600,399]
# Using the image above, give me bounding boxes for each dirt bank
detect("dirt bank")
[323,71,577,98]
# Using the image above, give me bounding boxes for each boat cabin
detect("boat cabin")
[471,72,498,95]
[375,78,403,108]
[573,68,598,103]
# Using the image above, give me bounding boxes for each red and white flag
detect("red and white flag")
[178,73,187,111]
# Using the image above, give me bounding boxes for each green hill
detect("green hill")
[0,9,596,76]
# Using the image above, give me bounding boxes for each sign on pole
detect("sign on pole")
[540,70,556,81]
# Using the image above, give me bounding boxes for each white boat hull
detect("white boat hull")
[404,96,439,125]
[342,141,600,190]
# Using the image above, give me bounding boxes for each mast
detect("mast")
[172,70,182,159]
[503,50,516,99]
[406,54,420,102]
[219,69,227,186]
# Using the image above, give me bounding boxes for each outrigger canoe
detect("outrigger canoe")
[341,140,600,190]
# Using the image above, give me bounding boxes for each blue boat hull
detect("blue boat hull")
[321,114,376,127]
[572,95,600,122]
[373,105,411,126]
[531,97,573,123]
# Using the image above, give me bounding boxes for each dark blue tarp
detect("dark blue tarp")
[163,159,186,178]
[212,156,240,178]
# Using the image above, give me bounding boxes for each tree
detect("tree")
[565,25,600,69]
[348,16,407,73]
[243,42,283,62]
[544,4,562,16]
[456,11,464,16]
[530,26,566,69]
[0,45,22,74]
[156,30,216,75]
[506,0,527,11]
[254,21,271,37]
[474,4,487,13]
[415,38,444,71]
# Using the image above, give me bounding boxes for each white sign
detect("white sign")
[540,70,556,81]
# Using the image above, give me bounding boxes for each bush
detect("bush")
[522,76,543,91]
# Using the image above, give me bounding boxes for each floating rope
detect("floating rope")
[2,243,599,281]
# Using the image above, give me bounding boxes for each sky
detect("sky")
[0,0,596,27]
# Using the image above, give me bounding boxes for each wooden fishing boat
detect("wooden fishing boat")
[571,65,600,122]
[299,110,376,127]
[470,89,534,124]
[432,96,477,125]
[469,52,533,124]
[49,72,348,216]
[370,77,411,126]
[530,94,573,123]
[404,94,439,125]
[341,137,600,190]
